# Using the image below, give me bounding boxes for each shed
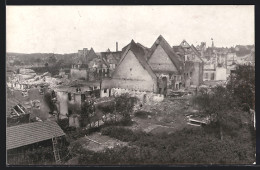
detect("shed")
[7,121,65,150]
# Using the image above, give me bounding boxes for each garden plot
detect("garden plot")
[71,132,128,153]
[130,98,193,134]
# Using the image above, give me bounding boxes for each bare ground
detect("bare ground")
[128,97,197,134]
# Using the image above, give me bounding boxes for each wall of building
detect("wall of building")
[183,62,203,87]
[203,70,215,81]
[148,45,178,72]
[100,88,110,98]
[111,79,157,92]
[215,67,227,81]
[110,88,164,103]
[74,93,82,105]
[69,115,80,128]
[56,91,68,119]
[70,68,87,80]
[112,50,157,92]
[192,62,203,86]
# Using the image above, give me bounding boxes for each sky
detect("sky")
[6,5,254,54]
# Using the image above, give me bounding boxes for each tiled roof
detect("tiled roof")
[7,121,65,150]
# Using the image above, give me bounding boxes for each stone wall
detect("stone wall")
[110,88,164,104]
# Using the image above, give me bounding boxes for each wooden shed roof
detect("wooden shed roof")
[7,121,65,150]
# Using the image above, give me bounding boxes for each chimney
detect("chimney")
[116,42,118,52]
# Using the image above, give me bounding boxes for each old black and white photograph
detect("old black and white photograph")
[6,5,255,165]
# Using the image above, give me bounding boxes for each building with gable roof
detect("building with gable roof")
[71,47,103,81]
[145,35,184,93]
[173,40,204,88]
[101,40,158,97]
[99,48,121,77]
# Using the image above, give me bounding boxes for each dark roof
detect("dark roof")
[114,40,157,80]
[86,48,99,62]
[172,45,185,56]
[7,121,65,150]
[190,45,204,62]
[191,45,200,56]
[74,48,99,65]
[100,50,120,66]
[121,42,149,58]
[110,51,122,61]
[146,35,183,73]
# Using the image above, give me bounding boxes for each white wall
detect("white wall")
[56,91,68,119]
[215,67,227,81]
[100,89,110,98]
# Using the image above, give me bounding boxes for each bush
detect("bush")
[134,111,153,119]
[78,125,255,165]
[67,128,87,140]
[57,118,69,131]
[101,126,142,142]
[97,101,115,114]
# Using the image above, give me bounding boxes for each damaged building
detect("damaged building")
[174,40,204,88]
[101,35,204,101]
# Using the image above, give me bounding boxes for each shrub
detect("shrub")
[101,126,140,142]
[77,124,255,165]
[57,118,69,131]
[134,111,152,119]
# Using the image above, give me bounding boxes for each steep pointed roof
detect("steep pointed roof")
[190,44,204,62]
[146,35,183,73]
[86,48,99,62]
[114,40,157,80]
[180,40,191,48]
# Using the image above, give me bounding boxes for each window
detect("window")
[130,68,132,71]
[104,88,107,93]
[68,93,72,101]
[211,73,215,80]
[205,73,208,79]
[52,91,56,98]
[190,72,192,78]
[81,94,86,102]
[76,88,81,93]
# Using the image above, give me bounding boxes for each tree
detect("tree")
[227,64,255,109]
[192,86,240,140]
[55,59,65,68]
[43,91,57,113]
[48,55,57,64]
[114,93,137,123]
